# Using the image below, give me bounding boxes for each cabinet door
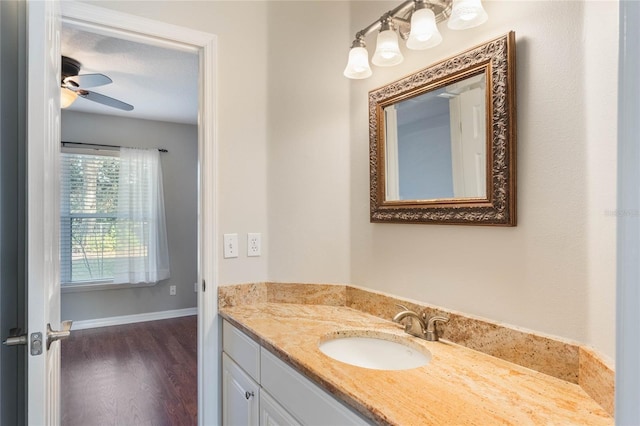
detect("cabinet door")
[260,390,301,426]
[223,353,259,426]
[261,350,370,425]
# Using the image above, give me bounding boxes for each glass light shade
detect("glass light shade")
[372,29,404,67]
[407,8,442,50]
[343,46,373,79]
[60,87,78,108]
[447,0,488,30]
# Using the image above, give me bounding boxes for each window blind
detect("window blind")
[60,151,120,284]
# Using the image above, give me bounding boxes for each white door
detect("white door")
[260,391,301,426]
[26,0,66,424]
[450,84,486,198]
[25,3,218,424]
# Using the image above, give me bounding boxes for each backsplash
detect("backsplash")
[218,282,614,415]
[345,286,580,382]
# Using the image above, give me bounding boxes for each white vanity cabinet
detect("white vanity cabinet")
[222,320,370,426]
[222,353,260,425]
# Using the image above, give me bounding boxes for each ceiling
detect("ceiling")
[61,26,198,125]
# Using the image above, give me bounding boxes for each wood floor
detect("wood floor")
[61,316,197,426]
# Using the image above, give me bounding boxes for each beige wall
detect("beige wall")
[266,1,351,283]
[583,0,618,359]
[349,1,618,359]
[89,0,272,285]
[87,1,617,359]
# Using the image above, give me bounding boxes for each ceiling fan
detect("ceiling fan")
[60,56,134,111]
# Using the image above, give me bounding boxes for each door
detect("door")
[222,353,259,426]
[26,0,65,424]
[24,2,218,424]
[260,391,301,426]
[449,76,487,198]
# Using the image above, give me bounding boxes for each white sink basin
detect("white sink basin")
[318,331,431,371]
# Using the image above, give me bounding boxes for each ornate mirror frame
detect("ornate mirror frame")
[369,31,516,226]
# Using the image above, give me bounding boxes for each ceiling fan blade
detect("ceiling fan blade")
[66,73,112,88]
[78,90,134,111]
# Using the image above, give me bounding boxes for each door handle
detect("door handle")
[46,320,73,349]
[2,328,28,346]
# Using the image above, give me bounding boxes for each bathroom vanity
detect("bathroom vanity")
[222,320,369,425]
[219,283,613,425]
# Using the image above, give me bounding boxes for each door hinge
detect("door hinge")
[202,279,206,292]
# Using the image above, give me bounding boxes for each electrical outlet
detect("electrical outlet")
[223,233,238,258]
[169,285,176,296]
[247,233,261,257]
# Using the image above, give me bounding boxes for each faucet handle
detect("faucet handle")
[425,316,449,341]
[395,304,427,319]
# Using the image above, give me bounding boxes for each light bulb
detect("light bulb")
[372,29,404,67]
[407,7,442,50]
[60,87,78,108]
[448,0,488,30]
[343,46,372,79]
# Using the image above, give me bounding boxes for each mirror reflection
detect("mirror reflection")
[384,73,486,201]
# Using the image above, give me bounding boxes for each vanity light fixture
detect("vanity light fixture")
[343,0,488,79]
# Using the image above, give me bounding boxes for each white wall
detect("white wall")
[88,1,618,359]
[584,0,618,360]
[349,1,618,359]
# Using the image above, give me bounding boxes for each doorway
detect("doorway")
[58,2,219,424]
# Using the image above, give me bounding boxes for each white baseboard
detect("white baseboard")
[71,307,198,330]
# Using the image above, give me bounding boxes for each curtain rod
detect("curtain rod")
[61,141,168,153]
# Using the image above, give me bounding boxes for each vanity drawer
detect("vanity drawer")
[223,320,260,381]
[261,349,370,426]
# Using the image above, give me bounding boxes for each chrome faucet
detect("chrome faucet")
[392,304,449,342]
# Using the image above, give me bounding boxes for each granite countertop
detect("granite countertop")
[219,302,612,425]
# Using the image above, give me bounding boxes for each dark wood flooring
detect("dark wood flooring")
[61,316,197,426]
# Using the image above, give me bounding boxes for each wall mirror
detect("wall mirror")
[369,32,516,226]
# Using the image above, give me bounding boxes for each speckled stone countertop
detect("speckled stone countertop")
[219,300,613,425]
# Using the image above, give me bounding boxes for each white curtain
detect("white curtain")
[113,147,170,284]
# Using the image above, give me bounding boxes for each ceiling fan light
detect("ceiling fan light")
[448,0,488,30]
[372,29,404,67]
[407,7,442,50]
[344,46,373,79]
[60,87,78,108]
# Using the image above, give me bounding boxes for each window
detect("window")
[60,147,170,288]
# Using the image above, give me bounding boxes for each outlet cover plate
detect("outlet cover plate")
[223,233,239,258]
[247,233,261,257]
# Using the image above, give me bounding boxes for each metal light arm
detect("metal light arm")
[348,0,453,46]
